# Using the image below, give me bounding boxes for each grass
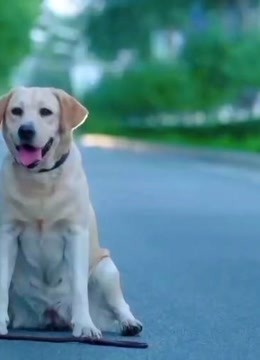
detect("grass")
[79,114,260,153]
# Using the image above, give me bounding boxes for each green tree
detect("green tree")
[0,0,40,88]
[85,0,260,60]
[86,0,190,60]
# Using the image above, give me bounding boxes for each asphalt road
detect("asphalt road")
[1,141,260,360]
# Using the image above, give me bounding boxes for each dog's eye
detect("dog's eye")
[39,108,53,117]
[11,107,23,116]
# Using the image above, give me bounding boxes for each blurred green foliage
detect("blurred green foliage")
[185,30,260,108]
[84,29,260,129]
[83,0,260,133]
[0,0,40,89]
[86,0,188,60]
[26,61,73,94]
[105,121,260,153]
[86,62,195,116]
[86,0,250,60]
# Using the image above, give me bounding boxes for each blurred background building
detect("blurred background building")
[3,0,260,150]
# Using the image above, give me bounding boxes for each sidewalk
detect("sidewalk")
[80,134,260,170]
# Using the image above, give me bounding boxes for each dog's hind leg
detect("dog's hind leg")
[89,257,143,336]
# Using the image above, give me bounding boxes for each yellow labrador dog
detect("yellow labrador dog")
[0,87,142,338]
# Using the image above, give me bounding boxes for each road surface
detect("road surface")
[1,141,260,360]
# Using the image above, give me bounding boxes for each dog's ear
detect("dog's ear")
[0,91,13,124]
[52,88,89,131]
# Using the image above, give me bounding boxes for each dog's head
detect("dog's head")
[0,87,88,170]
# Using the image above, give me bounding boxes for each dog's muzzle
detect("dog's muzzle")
[15,137,54,168]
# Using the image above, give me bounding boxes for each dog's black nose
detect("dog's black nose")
[18,123,36,142]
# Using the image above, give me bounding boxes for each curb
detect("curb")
[80,134,260,170]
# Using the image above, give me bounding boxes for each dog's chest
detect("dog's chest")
[9,184,76,223]
[19,225,66,278]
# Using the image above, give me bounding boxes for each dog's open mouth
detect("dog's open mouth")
[16,138,54,168]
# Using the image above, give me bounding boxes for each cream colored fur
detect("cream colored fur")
[0,87,142,338]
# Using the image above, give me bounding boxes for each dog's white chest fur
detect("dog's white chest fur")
[10,224,72,330]
[12,224,70,300]
[19,225,65,282]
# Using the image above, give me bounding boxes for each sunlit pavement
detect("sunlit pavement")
[1,137,260,360]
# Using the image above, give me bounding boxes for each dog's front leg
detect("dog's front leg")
[66,225,101,338]
[0,223,20,334]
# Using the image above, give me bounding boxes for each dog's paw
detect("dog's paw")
[120,318,143,336]
[72,320,102,338]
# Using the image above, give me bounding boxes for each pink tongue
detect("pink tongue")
[19,148,42,166]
